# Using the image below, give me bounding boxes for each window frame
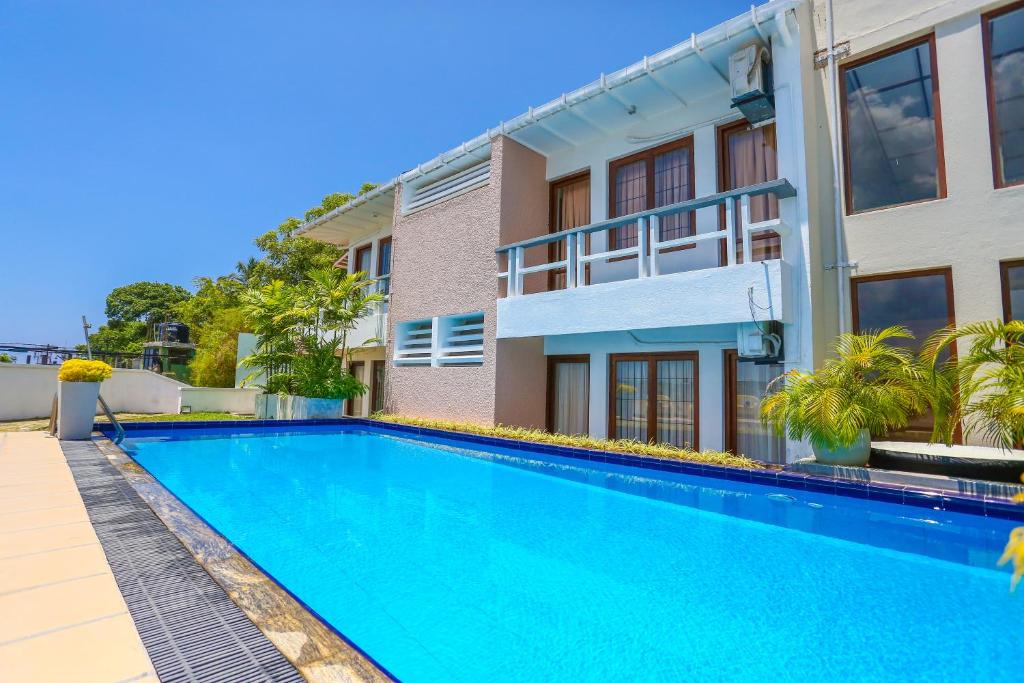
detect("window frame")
[607,351,700,449]
[983,0,1024,189]
[345,360,366,417]
[546,354,591,434]
[723,349,786,461]
[1001,259,1024,322]
[376,236,392,277]
[353,244,373,277]
[716,117,781,265]
[607,136,696,252]
[371,359,386,414]
[838,33,948,215]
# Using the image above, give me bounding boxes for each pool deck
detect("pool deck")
[0,432,156,683]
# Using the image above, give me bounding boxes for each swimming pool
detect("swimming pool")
[119,422,1022,682]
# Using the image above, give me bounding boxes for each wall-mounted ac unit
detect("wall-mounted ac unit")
[737,321,782,361]
[729,44,774,124]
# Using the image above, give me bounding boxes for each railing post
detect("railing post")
[576,231,587,286]
[725,197,737,267]
[514,246,525,297]
[648,215,660,277]
[506,250,519,297]
[637,217,649,278]
[565,233,577,288]
[740,193,752,265]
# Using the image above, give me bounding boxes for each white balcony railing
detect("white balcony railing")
[496,179,796,297]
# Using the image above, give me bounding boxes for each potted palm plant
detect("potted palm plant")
[760,326,927,466]
[57,359,113,440]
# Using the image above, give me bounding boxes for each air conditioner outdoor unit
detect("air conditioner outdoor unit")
[729,44,774,124]
[737,321,782,360]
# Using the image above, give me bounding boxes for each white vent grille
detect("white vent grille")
[393,318,435,365]
[403,161,490,214]
[392,312,484,367]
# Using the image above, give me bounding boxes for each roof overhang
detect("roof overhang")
[296,182,396,246]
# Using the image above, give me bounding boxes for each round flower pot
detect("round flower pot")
[57,380,101,440]
[811,428,871,467]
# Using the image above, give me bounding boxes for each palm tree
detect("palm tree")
[921,320,1024,450]
[234,257,261,285]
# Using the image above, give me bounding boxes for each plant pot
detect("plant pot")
[57,381,101,440]
[811,428,871,466]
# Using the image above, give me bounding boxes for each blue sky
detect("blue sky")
[1,1,757,347]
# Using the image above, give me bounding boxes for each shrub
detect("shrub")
[371,414,764,469]
[58,359,113,383]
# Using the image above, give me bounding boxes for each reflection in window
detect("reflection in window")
[986,4,1024,187]
[1003,261,1024,321]
[843,40,943,212]
[852,270,955,441]
[730,356,786,464]
[610,139,694,250]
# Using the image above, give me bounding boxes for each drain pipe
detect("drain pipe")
[825,0,848,334]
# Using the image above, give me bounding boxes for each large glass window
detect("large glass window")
[609,138,694,250]
[985,3,1024,187]
[353,244,373,276]
[852,269,956,441]
[725,351,786,464]
[377,237,392,295]
[547,356,590,436]
[841,37,945,213]
[719,120,780,263]
[1002,260,1024,321]
[610,353,697,449]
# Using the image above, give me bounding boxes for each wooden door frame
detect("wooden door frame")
[353,244,373,277]
[1000,259,1024,322]
[370,359,386,415]
[548,170,591,290]
[608,351,699,449]
[345,360,366,416]
[546,354,590,433]
[723,349,739,454]
[716,118,780,266]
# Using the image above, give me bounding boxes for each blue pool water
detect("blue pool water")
[125,425,1023,682]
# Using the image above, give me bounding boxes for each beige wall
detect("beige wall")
[387,136,549,427]
[813,0,1024,331]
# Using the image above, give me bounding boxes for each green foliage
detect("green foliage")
[105,281,191,323]
[760,327,928,450]
[372,414,764,469]
[189,307,248,387]
[922,320,1024,450]
[78,320,147,354]
[0,353,14,363]
[239,269,384,399]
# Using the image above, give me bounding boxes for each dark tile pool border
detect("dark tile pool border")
[97,417,1024,522]
[89,435,396,683]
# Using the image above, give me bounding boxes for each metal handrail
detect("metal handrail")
[495,178,796,253]
[98,395,125,445]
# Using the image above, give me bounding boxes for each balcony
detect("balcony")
[496,179,796,339]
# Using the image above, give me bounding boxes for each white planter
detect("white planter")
[812,428,872,467]
[255,394,344,420]
[57,381,101,440]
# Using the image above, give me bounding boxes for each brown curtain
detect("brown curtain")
[550,175,591,290]
[724,123,779,263]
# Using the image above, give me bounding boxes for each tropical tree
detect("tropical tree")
[188,307,248,387]
[239,280,297,394]
[105,281,191,323]
[760,327,929,450]
[921,319,1024,450]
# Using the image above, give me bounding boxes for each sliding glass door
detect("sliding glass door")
[724,350,786,464]
[610,353,698,449]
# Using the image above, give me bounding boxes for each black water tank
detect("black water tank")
[155,322,190,343]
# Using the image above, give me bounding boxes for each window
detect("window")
[608,138,694,250]
[403,160,491,214]
[1002,260,1024,321]
[851,268,956,442]
[346,360,365,416]
[547,356,590,436]
[371,360,386,414]
[353,244,373,276]
[724,351,786,464]
[393,312,484,367]
[984,2,1024,188]
[719,120,780,263]
[377,237,392,295]
[840,36,945,213]
[610,352,698,449]
[548,172,590,290]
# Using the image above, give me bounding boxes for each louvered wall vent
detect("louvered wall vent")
[402,161,490,214]
[392,312,484,367]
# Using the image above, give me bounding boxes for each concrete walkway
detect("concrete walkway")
[0,432,156,683]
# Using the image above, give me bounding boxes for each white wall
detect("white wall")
[178,387,259,415]
[0,365,186,420]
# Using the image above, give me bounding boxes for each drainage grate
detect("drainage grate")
[61,440,304,683]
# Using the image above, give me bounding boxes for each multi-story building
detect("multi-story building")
[299,0,1024,462]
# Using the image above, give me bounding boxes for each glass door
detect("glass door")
[346,360,365,416]
[724,350,786,464]
[719,120,780,264]
[547,355,590,436]
[548,172,590,290]
[610,353,698,449]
